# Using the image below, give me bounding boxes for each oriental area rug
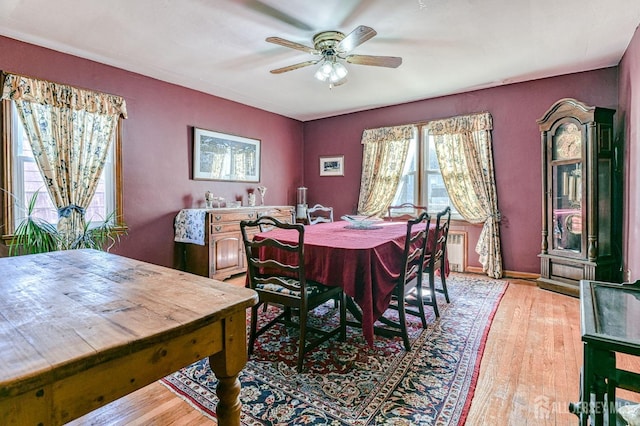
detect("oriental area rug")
[161,274,508,425]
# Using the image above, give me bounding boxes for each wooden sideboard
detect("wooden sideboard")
[181,206,295,280]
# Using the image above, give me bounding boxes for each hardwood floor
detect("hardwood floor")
[68,274,640,425]
[465,277,584,424]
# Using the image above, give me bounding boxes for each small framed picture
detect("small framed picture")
[193,127,261,182]
[319,155,344,176]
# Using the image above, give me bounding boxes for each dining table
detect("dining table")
[254,219,446,346]
[0,249,258,426]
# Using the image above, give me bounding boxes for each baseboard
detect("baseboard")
[465,266,539,280]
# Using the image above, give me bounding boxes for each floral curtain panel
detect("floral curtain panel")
[430,112,503,278]
[357,125,416,217]
[1,72,127,247]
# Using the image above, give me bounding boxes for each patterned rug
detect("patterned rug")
[161,273,508,425]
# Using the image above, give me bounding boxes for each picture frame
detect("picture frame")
[319,155,344,176]
[193,128,260,182]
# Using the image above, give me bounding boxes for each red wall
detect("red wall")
[0,34,627,276]
[303,69,619,274]
[0,36,304,268]
[619,25,640,281]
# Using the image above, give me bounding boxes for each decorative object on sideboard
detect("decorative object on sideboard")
[256,186,267,206]
[204,191,214,208]
[247,189,256,207]
[296,186,308,220]
[212,196,225,208]
[319,155,344,176]
[192,127,261,182]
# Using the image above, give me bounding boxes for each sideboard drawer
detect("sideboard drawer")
[210,211,260,223]
[209,222,238,234]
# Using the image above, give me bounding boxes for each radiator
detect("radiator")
[446,231,467,272]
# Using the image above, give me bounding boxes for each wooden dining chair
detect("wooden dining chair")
[375,211,430,350]
[306,204,334,225]
[240,215,346,372]
[417,206,452,318]
[386,203,428,221]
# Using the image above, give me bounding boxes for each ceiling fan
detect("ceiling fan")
[266,25,402,88]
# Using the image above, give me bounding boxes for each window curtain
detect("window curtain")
[429,112,503,278]
[1,72,127,248]
[357,125,416,217]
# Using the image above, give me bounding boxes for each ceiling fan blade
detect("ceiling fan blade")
[266,36,318,54]
[337,25,377,53]
[346,54,402,68]
[270,60,319,74]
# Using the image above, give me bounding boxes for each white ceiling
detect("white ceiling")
[1,0,639,121]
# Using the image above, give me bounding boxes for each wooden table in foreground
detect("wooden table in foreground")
[0,249,258,425]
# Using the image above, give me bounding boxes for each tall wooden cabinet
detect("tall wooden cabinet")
[537,98,622,296]
[181,206,295,281]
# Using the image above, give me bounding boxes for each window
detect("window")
[391,126,461,219]
[1,99,124,236]
[393,137,418,206]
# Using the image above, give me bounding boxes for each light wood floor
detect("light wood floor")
[69,274,640,425]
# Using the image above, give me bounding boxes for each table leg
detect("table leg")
[208,310,247,426]
[582,343,596,426]
[593,377,606,426]
[605,350,617,426]
[585,345,615,426]
[607,378,617,426]
[579,366,588,426]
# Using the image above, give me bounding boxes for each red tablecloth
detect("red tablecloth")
[254,220,437,346]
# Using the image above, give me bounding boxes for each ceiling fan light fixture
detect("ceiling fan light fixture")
[314,61,348,85]
[314,62,333,81]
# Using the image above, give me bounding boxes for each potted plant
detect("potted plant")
[7,190,125,256]
[68,211,123,251]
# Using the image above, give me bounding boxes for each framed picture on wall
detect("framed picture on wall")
[193,127,261,182]
[319,155,344,176]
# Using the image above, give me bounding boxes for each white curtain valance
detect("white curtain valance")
[1,72,128,118]
[361,124,415,144]
[429,112,492,135]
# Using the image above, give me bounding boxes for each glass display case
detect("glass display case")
[552,122,583,253]
[537,98,621,296]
